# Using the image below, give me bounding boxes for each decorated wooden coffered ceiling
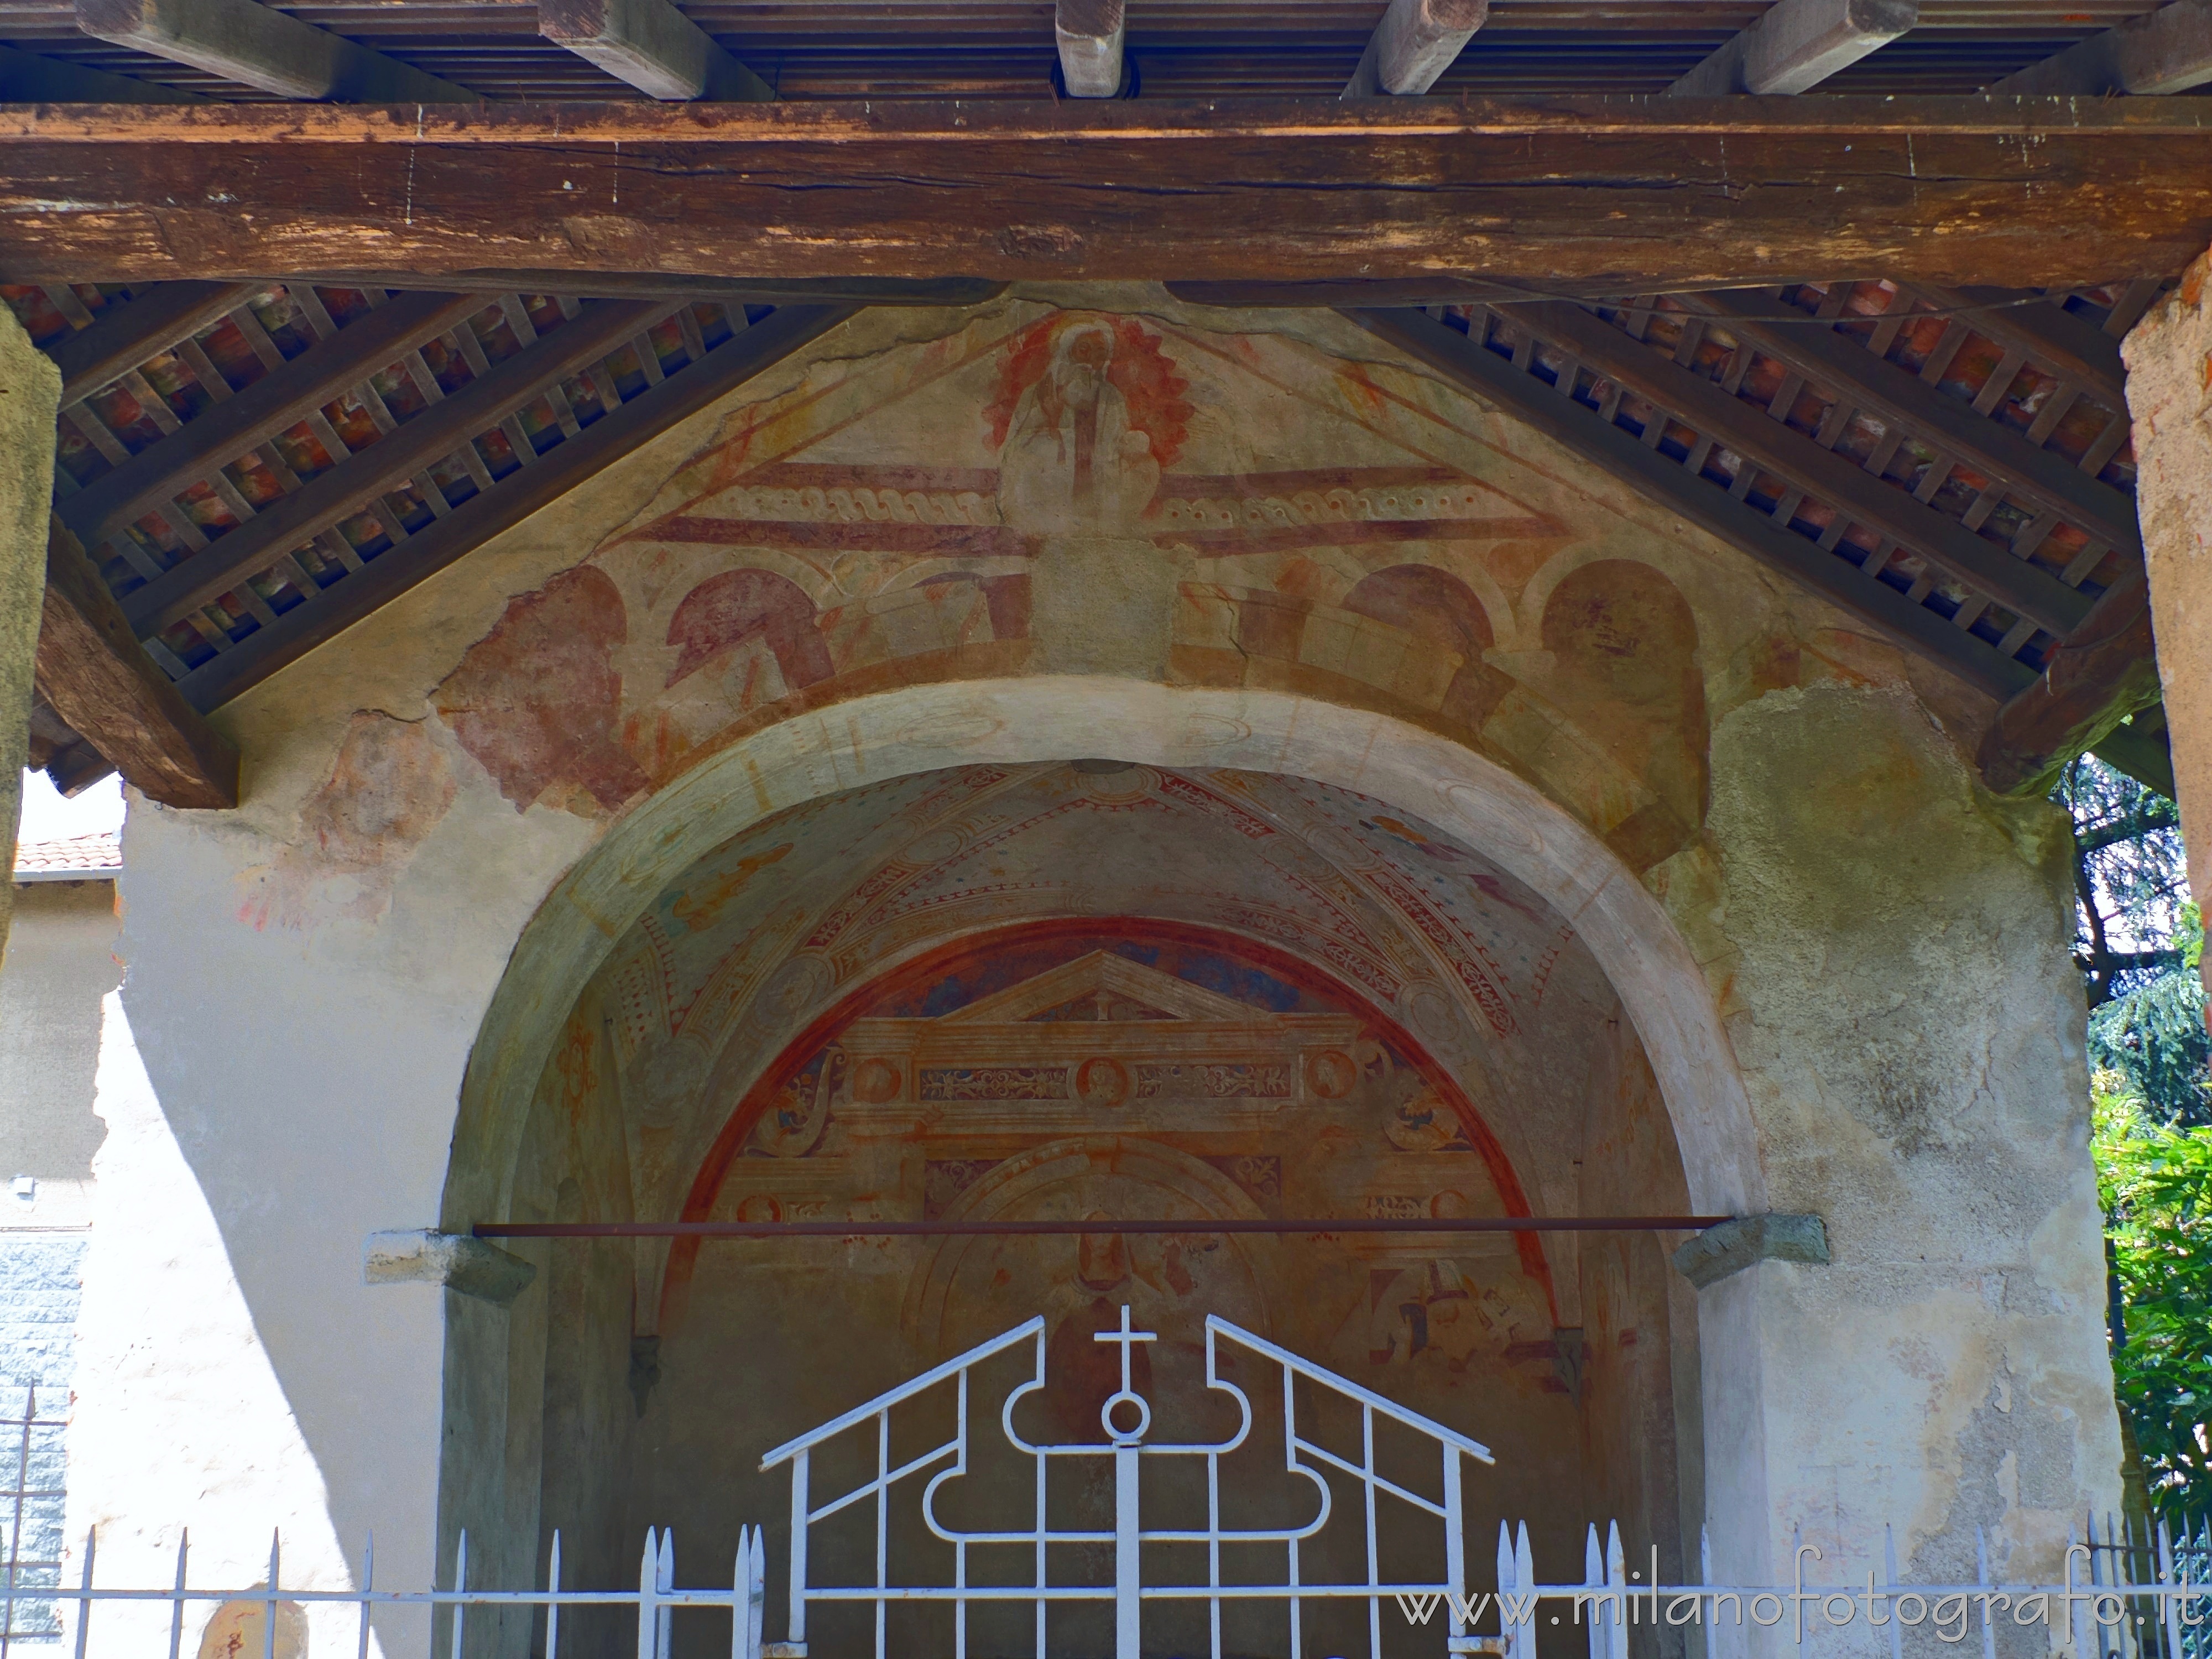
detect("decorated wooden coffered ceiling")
[3,0,2203,808]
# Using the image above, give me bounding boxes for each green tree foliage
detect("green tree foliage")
[2094,1073,2212,1519]
[2057,757,2209,1121]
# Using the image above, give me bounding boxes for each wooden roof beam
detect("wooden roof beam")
[1671,288,2143,555]
[1056,0,1126,97]
[1668,0,1917,95]
[75,0,476,101]
[1989,0,2212,96]
[1497,295,2092,637]
[46,280,261,406]
[1342,0,1488,96]
[174,304,857,713]
[119,296,677,639]
[0,40,201,100]
[1980,571,2169,798]
[58,288,487,553]
[1345,306,2038,703]
[538,0,772,101]
[35,516,238,809]
[6,100,2212,291]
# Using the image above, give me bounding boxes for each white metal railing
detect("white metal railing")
[17,1510,2212,1658]
[13,1301,2212,1659]
[757,1305,1495,1659]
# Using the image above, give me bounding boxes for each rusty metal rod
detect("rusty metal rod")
[474,1216,1733,1239]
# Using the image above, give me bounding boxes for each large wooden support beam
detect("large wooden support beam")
[45,279,259,405]
[174,304,857,712]
[1055,0,1125,97]
[273,272,1006,307]
[0,41,201,101]
[1342,0,1489,97]
[58,288,484,551]
[1344,307,2037,702]
[1672,289,2143,555]
[538,0,771,101]
[74,0,474,101]
[3,99,2211,290]
[35,517,238,808]
[1979,571,2167,797]
[1990,0,2212,96]
[1668,0,1917,95]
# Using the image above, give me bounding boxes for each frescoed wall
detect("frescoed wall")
[55,294,2111,1659]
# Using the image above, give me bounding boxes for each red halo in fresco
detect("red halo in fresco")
[982,314,1193,469]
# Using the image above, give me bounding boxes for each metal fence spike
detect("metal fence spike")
[168,1530,189,1659]
[356,1532,373,1659]
[70,1528,93,1659]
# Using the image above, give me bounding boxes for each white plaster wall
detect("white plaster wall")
[0,880,119,1222]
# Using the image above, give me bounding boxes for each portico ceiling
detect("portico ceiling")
[2,0,2197,810]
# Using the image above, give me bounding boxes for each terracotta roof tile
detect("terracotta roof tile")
[14,832,123,881]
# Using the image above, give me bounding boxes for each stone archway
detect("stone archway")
[445,677,1764,1232]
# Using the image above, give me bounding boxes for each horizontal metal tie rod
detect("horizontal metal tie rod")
[474,1215,1734,1239]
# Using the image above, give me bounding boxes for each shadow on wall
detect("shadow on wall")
[0,882,119,1183]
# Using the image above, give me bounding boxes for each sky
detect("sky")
[16,767,124,846]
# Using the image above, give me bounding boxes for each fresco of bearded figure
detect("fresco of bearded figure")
[998,321,1162,531]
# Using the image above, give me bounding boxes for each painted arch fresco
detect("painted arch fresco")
[416,306,1727,880]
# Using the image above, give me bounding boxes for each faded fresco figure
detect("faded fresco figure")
[998,323,1160,530]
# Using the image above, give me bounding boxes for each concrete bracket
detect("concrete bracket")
[1672,1213,1830,1289]
[364,1229,536,1305]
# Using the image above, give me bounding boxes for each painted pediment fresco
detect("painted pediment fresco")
[427,302,1725,875]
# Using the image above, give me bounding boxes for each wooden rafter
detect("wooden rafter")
[1341,0,1489,97]
[74,0,475,100]
[537,0,774,101]
[1667,0,1918,95]
[34,515,238,807]
[118,295,687,637]
[169,302,857,712]
[1344,305,2043,703]
[1990,0,2212,95]
[58,288,488,552]
[3,98,2211,289]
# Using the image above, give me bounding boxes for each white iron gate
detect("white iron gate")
[756,1305,1496,1659]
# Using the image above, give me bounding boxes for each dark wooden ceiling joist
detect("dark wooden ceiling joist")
[1990,0,2212,95]
[170,301,856,713]
[1667,0,1917,95]
[1669,289,2142,559]
[119,294,680,637]
[3,97,2210,289]
[1495,295,2094,637]
[45,278,259,404]
[0,40,200,100]
[72,0,476,100]
[1349,298,2176,796]
[35,515,238,807]
[536,0,773,101]
[58,288,486,552]
[1344,305,2041,703]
